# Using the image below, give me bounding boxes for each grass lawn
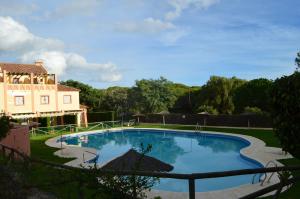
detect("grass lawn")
[30,133,75,164]
[27,123,299,199]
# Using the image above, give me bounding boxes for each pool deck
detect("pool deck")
[45,128,293,199]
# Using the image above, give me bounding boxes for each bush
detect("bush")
[271,71,300,158]
[0,116,10,141]
[196,105,218,115]
[244,106,263,115]
[38,117,51,127]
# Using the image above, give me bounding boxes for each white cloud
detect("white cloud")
[165,0,220,20]
[0,16,121,82]
[20,51,68,75]
[0,16,63,52]
[116,17,176,34]
[160,29,189,45]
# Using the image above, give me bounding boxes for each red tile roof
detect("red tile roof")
[0,62,48,74]
[57,84,80,92]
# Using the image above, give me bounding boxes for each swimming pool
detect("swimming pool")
[62,129,263,192]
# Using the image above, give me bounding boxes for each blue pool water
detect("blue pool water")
[62,129,262,192]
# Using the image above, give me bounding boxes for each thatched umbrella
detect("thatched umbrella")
[132,113,145,123]
[197,111,210,115]
[158,110,170,125]
[197,112,210,126]
[101,149,173,172]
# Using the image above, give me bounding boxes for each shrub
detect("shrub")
[0,116,10,141]
[243,106,263,115]
[271,71,300,158]
[196,105,218,115]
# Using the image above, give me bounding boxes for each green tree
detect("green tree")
[296,51,300,69]
[233,78,273,113]
[271,71,300,158]
[101,87,130,115]
[168,84,201,113]
[198,76,245,114]
[132,77,176,113]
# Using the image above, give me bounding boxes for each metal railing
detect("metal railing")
[1,143,300,199]
[30,120,123,136]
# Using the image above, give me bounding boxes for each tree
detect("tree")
[168,84,201,113]
[0,116,10,141]
[271,71,300,158]
[296,51,300,69]
[198,76,246,114]
[233,78,273,113]
[132,77,176,113]
[101,87,130,115]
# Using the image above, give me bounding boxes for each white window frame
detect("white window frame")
[40,95,50,105]
[63,95,72,104]
[15,96,24,106]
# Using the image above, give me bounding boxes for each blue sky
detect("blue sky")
[0,0,299,88]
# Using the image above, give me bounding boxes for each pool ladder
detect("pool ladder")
[195,123,206,139]
[83,151,98,164]
[195,122,202,132]
[252,160,278,185]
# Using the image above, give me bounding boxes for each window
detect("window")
[40,95,49,104]
[63,95,72,104]
[15,96,24,106]
[13,78,19,84]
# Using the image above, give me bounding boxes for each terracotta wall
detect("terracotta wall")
[58,91,80,111]
[0,125,30,156]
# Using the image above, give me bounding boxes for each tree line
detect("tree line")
[60,76,273,116]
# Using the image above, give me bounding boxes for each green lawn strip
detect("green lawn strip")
[30,133,75,164]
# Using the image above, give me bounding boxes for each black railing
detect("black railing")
[1,143,300,199]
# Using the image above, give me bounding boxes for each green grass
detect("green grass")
[27,123,299,198]
[30,133,75,164]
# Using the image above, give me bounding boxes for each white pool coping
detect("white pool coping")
[45,127,293,199]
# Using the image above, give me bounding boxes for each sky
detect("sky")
[0,0,300,88]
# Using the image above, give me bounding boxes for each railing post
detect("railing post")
[189,178,195,199]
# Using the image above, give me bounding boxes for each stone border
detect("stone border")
[45,128,293,199]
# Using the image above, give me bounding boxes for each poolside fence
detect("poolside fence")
[135,113,272,128]
[29,120,129,136]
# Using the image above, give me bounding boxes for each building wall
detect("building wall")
[0,125,30,156]
[58,91,80,111]
[6,84,33,114]
[0,83,4,112]
[2,84,80,114]
[34,89,57,112]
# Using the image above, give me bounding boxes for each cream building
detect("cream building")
[0,61,87,127]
